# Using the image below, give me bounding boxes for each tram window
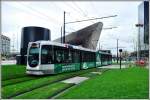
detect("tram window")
[63,49,68,63]
[86,51,88,62]
[82,51,90,62]
[54,46,64,63]
[98,54,101,61]
[87,52,91,62]
[56,51,63,63]
[82,51,86,62]
[101,54,105,62]
[68,50,72,63]
[73,50,80,63]
[91,52,95,62]
[41,45,53,64]
[63,48,72,63]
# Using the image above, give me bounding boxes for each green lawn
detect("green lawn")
[2,65,26,81]
[2,64,148,99]
[2,65,99,99]
[57,67,149,99]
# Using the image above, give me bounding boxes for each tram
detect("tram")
[26,41,112,75]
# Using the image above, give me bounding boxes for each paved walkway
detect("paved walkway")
[1,60,16,65]
[98,64,127,69]
[62,76,89,84]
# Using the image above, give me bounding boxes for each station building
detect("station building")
[54,22,103,50]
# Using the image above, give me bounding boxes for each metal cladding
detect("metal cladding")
[54,22,103,50]
[20,26,50,55]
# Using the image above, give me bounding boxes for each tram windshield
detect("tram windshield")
[28,45,39,67]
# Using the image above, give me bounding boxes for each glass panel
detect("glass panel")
[73,50,80,63]
[54,46,65,63]
[41,45,53,64]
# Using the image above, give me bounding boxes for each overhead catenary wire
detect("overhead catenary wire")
[5,3,60,30]
[65,15,117,24]
[4,2,62,52]
[72,1,88,17]
[50,2,77,34]
[20,3,61,24]
[70,1,95,24]
[62,2,90,21]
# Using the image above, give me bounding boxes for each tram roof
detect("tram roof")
[96,50,112,55]
[29,40,96,52]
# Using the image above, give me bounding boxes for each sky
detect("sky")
[1,1,141,55]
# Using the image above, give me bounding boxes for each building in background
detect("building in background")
[54,22,103,50]
[1,34,10,57]
[137,1,149,58]
[17,26,51,65]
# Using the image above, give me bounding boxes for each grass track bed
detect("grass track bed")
[57,67,149,99]
[2,65,26,81]
[13,82,74,99]
[2,68,99,99]
[2,76,40,87]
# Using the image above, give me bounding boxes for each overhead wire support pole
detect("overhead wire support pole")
[117,39,119,63]
[65,15,117,24]
[61,26,62,43]
[99,42,100,51]
[63,11,66,43]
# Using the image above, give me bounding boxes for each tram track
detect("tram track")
[2,76,42,87]
[9,77,70,99]
[2,75,27,81]
[49,83,76,99]
[51,68,110,99]
[3,68,99,99]
[2,74,58,87]
[15,68,109,99]
[3,68,109,99]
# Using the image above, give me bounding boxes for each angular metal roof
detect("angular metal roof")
[54,22,103,50]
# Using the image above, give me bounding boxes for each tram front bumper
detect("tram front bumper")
[26,70,44,75]
[26,69,54,75]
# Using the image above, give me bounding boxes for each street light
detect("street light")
[119,49,122,69]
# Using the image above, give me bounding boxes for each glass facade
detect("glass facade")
[1,35,10,56]
[138,1,149,58]
[144,1,149,44]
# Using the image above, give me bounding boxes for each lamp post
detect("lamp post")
[63,11,66,43]
[119,49,122,69]
[117,39,119,63]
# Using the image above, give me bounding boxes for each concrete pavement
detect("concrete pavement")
[98,64,127,69]
[1,60,16,65]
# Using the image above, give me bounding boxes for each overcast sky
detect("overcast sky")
[2,1,141,55]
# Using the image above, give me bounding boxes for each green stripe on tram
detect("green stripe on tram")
[54,63,80,73]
